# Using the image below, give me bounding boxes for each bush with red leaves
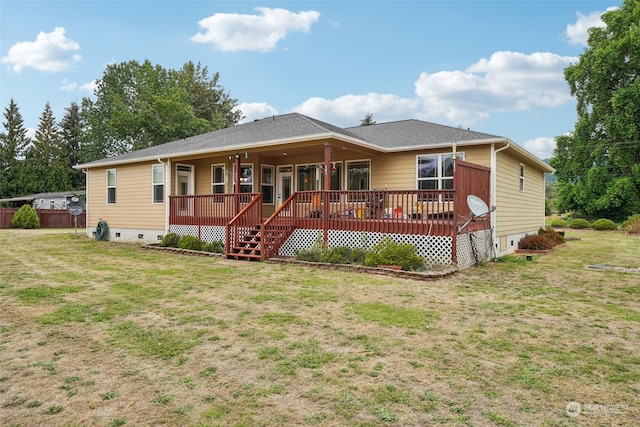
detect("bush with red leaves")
[518,234,557,251]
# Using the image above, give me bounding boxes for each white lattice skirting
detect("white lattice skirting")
[457,229,493,270]
[169,225,226,243]
[278,229,453,267]
[168,225,462,268]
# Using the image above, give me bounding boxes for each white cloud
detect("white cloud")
[236,102,278,123]
[191,7,320,52]
[59,78,76,91]
[294,94,421,126]
[565,10,612,46]
[415,51,576,126]
[80,80,98,94]
[276,51,575,129]
[1,27,81,72]
[523,137,556,160]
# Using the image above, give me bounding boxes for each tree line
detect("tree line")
[3,0,640,223]
[0,60,242,200]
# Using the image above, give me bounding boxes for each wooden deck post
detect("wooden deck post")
[235,154,241,215]
[323,143,331,244]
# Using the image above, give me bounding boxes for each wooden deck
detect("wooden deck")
[170,160,492,262]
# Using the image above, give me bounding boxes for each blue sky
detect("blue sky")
[0,0,620,160]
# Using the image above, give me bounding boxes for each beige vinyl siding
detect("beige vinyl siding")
[371,146,491,190]
[463,146,492,168]
[192,158,221,194]
[166,145,494,196]
[494,151,545,237]
[86,162,165,229]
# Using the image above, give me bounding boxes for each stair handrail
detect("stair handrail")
[225,193,262,258]
[261,193,297,259]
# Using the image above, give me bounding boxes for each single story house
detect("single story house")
[75,113,553,269]
[0,191,86,209]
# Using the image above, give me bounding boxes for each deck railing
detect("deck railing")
[170,190,458,235]
[259,189,456,259]
[170,187,492,261]
[225,194,263,258]
[291,189,456,235]
[169,193,258,226]
[261,193,298,259]
[169,160,491,262]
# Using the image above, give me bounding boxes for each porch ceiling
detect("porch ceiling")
[172,138,381,163]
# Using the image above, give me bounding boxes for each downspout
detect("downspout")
[491,141,510,254]
[158,158,169,236]
[82,169,88,237]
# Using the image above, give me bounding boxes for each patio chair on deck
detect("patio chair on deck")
[366,191,385,218]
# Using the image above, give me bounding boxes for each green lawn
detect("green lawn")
[0,228,638,426]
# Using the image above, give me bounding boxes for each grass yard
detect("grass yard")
[0,228,638,426]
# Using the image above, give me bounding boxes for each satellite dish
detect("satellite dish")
[68,205,83,216]
[458,195,492,234]
[467,195,489,217]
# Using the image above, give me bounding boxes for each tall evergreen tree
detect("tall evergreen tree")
[359,112,376,126]
[24,103,70,193]
[550,0,640,220]
[60,102,85,189]
[0,98,30,198]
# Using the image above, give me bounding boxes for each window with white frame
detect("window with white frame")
[519,163,525,192]
[321,162,342,202]
[346,160,370,202]
[320,162,342,191]
[211,164,225,194]
[296,164,320,191]
[233,163,253,193]
[417,153,464,192]
[152,164,164,203]
[107,169,116,204]
[261,165,275,204]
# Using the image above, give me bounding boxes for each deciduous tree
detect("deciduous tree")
[81,60,241,159]
[551,0,640,220]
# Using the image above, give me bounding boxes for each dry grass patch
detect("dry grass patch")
[0,228,638,426]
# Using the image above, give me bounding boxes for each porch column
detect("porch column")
[235,154,241,214]
[323,143,331,244]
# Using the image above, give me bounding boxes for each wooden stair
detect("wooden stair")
[228,226,262,261]
[228,224,294,261]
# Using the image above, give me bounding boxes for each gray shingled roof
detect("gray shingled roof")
[0,190,85,203]
[77,113,504,168]
[345,119,502,149]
